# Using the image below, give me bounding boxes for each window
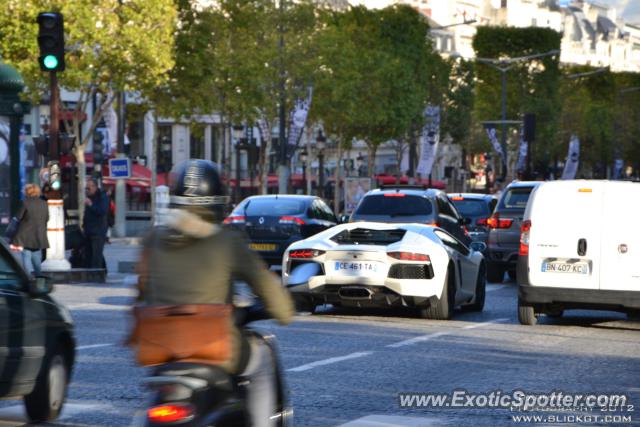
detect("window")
[190,124,206,160]
[434,230,470,256]
[498,187,535,210]
[233,198,306,217]
[437,196,458,219]
[0,247,23,290]
[354,194,433,217]
[319,200,337,223]
[451,199,492,217]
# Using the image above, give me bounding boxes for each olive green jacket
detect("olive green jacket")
[135,209,294,373]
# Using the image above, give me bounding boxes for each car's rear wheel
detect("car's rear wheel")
[507,270,517,281]
[518,299,538,326]
[487,264,504,283]
[421,266,455,320]
[546,308,564,318]
[465,265,486,312]
[24,345,69,422]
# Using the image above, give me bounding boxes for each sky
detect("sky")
[353,0,640,24]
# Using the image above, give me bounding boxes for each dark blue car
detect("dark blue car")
[224,195,338,268]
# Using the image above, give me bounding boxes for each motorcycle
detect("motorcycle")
[142,305,292,427]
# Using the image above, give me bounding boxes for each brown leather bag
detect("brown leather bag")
[130,304,233,367]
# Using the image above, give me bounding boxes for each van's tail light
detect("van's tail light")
[223,215,245,225]
[388,252,431,262]
[487,214,513,229]
[289,249,325,259]
[476,218,488,226]
[147,404,194,423]
[279,216,305,225]
[519,220,531,256]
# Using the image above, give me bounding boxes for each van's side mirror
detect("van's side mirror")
[469,242,487,252]
[27,276,53,296]
[339,215,350,224]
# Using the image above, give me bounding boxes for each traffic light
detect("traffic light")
[48,161,62,190]
[37,12,65,72]
[93,131,104,164]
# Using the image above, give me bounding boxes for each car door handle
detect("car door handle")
[577,238,587,256]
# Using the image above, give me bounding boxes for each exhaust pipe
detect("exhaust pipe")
[338,287,373,300]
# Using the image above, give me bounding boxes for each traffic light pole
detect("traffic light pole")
[42,70,71,272]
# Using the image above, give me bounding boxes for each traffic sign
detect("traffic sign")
[109,158,131,179]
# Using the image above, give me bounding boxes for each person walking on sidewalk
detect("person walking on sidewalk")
[83,178,109,269]
[11,184,49,276]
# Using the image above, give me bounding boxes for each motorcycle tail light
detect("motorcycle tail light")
[147,404,194,423]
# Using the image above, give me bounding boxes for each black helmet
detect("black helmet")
[169,159,228,220]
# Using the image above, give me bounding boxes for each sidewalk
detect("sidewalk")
[104,238,141,282]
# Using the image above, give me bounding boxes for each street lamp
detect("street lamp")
[476,49,560,181]
[316,129,327,198]
[299,148,308,194]
[232,125,245,203]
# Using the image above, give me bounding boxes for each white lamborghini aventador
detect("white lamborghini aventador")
[282,222,487,319]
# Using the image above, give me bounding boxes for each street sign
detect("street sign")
[109,158,131,179]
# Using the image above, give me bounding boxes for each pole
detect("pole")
[42,71,70,271]
[113,91,127,237]
[277,0,289,194]
[318,152,324,199]
[235,142,241,204]
[500,70,508,182]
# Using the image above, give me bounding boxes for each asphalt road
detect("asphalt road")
[0,275,639,426]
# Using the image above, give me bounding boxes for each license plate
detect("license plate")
[249,243,277,252]
[334,261,380,276]
[541,260,589,274]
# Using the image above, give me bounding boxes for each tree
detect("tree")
[0,0,176,223]
[314,5,438,181]
[441,58,475,169]
[472,26,561,178]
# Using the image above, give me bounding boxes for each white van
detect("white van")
[516,180,640,325]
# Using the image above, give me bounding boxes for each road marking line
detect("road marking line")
[78,343,113,350]
[386,318,509,348]
[287,351,374,372]
[338,415,443,426]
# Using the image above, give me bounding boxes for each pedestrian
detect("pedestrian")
[83,178,109,269]
[10,184,49,276]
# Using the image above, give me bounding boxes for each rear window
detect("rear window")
[234,198,306,216]
[354,194,433,217]
[498,187,534,210]
[451,199,491,217]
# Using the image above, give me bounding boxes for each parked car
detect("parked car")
[282,222,487,319]
[0,240,75,422]
[517,180,640,325]
[224,195,338,267]
[448,193,498,246]
[350,186,471,245]
[486,181,543,283]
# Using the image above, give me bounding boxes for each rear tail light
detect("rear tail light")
[487,214,513,229]
[279,216,305,225]
[388,252,431,262]
[451,196,464,201]
[519,220,531,256]
[425,222,440,227]
[289,249,325,259]
[384,193,406,197]
[476,218,488,226]
[223,215,245,224]
[147,404,194,423]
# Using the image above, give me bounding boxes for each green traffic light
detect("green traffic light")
[43,55,58,70]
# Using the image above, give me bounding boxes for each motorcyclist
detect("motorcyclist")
[131,159,295,427]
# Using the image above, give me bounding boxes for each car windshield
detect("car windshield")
[354,194,433,216]
[499,187,534,210]
[451,199,491,217]
[234,198,306,216]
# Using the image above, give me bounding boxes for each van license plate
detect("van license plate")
[541,261,589,274]
[334,262,379,276]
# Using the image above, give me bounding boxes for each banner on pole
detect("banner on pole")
[483,123,506,162]
[287,87,313,147]
[561,135,580,180]
[416,105,440,176]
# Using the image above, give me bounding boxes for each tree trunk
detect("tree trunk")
[150,111,158,224]
[333,142,342,215]
[76,144,86,230]
[367,142,378,183]
[260,119,272,195]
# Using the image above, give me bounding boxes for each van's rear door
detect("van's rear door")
[599,182,640,292]
[527,181,603,290]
